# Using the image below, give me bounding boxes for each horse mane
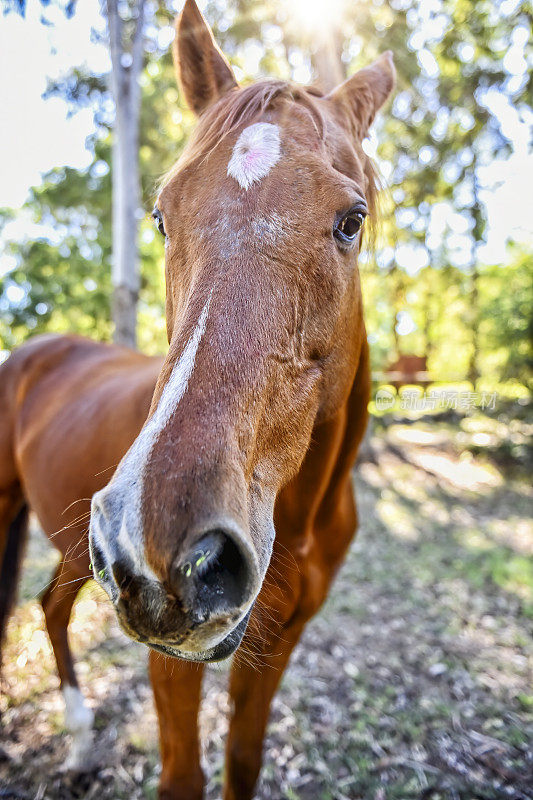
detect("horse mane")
[160,78,381,250]
[361,156,382,255]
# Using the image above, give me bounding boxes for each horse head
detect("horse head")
[89,0,394,662]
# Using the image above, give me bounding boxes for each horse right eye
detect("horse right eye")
[152,207,166,238]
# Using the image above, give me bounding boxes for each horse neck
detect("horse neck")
[274,335,370,545]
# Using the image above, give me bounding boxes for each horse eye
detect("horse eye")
[152,208,166,238]
[334,208,366,247]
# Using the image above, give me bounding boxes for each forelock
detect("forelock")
[160,80,325,188]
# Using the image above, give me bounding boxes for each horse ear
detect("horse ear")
[326,52,395,138]
[174,0,238,116]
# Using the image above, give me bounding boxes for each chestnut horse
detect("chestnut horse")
[0,2,394,797]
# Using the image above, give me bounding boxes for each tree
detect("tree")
[1,0,531,393]
[105,0,146,348]
[479,246,533,390]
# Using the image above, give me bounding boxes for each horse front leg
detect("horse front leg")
[224,604,310,800]
[41,560,93,771]
[149,651,205,800]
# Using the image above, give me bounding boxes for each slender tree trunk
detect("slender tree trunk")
[467,267,479,387]
[467,160,483,388]
[390,262,403,361]
[106,0,145,349]
[422,273,434,365]
[313,28,344,92]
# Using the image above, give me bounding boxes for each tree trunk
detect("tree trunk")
[106,0,145,349]
[467,265,480,388]
[313,28,344,92]
[390,262,403,361]
[467,159,483,389]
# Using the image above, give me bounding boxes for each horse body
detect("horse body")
[0,329,369,791]
[1,1,394,796]
[0,334,160,766]
[6,335,161,544]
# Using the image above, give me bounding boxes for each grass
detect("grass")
[1,408,531,799]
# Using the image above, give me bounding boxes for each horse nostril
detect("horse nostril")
[182,530,226,579]
[112,560,134,592]
[172,529,251,618]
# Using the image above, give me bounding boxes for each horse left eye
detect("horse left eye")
[334,208,366,246]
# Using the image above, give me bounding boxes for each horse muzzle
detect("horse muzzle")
[88,499,260,660]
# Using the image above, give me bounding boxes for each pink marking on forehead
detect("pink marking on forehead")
[227,123,281,190]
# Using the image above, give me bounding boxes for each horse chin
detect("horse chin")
[147,608,253,663]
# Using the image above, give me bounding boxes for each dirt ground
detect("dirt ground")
[1,410,531,800]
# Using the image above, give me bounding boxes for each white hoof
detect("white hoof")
[62,726,95,773]
[61,684,96,773]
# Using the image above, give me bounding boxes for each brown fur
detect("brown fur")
[0,2,394,797]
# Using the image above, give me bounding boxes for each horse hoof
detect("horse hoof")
[60,728,97,775]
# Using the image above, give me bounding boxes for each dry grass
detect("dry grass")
[1,411,531,799]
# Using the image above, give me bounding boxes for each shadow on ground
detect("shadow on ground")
[1,412,531,799]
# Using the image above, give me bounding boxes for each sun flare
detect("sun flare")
[288,0,345,35]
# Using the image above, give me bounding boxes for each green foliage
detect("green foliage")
[0,146,113,348]
[478,246,533,388]
[0,0,531,391]
[356,0,532,387]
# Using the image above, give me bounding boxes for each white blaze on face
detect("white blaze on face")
[90,295,212,586]
[227,123,281,190]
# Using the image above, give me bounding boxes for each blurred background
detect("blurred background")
[0,1,531,798]
[1,0,531,391]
